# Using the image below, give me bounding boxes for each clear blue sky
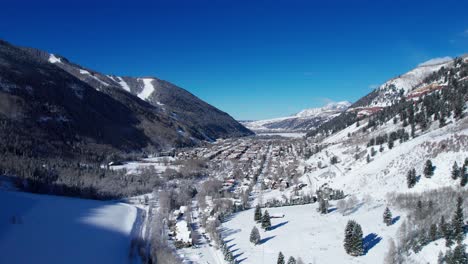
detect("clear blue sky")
[1,0,467,120]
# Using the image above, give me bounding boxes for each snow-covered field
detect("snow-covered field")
[0,190,138,264]
[221,202,402,264]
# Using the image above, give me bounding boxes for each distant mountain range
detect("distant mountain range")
[0,39,252,158]
[241,101,351,133]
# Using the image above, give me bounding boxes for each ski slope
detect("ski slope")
[0,190,138,264]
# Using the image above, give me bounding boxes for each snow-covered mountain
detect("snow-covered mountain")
[0,39,252,157]
[242,101,351,133]
[351,57,460,112]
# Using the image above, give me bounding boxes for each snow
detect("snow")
[79,69,90,75]
[138,78,155,100]
[418,57,452,67]
[256,132,306,138]
[369,58,453,107]
[175,220,191,243]
[108,156,176,174]
[117,76,131,92]
[48,54,61,64]
[0,190,137,264]
[220,202,402,264]
[295,101,351,118]
[244,101,350,132]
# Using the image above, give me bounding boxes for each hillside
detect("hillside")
[0,39,252,160]
[0,189,138,264]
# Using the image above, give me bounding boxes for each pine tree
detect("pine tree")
[451,243,468,264]
[287,256,296,264]
[407,168,417,188]
[430,223,438,241]
[344,220,354,254]
[262,210,271,230]
[351,222,364,256]
[461,161,467,187]
[344,220,363,256]
[388,139,394,150]
[254,205,262,222]
[437,251,444,264]
[277,252,285,264]
[383,207,393,226]
[452,161,460,180]
[249,226,260,245]
[452,196,465,244]
[424,160,434,178]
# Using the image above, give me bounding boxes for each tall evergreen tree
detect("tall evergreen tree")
[344,220,364,256]
[452,196,465,244]
[277,252,285,264]
[249,226,260,245]
[407,168,417,188]
[351,222,364,256]
[451,243,468,264]
[430,223,438,241]
[383,207,393,226]
[254,205,262,222]
[424,160,434,178]
[262,210,271,230]
[452,161,460,180]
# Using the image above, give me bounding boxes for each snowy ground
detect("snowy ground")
[0,190,138,264]
[220,202,402,264]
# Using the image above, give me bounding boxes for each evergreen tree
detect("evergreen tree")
[225,251,233,262]
[424,160,434,178]
[430,223,438,241]
[249,226,260,245]
[366,154,371,163]
[351,222,364,256]
[254,205,262,222]
[261,210,271,230]
[407,168,417,188]
[451,243,468,264]
[437,251,445,264]
[461,161,467,187]
[344,220,354,254]
[383,207,393,226]
[344,220,363,256]
[277,252,285,264]
[388,139,394,150]
[452,196,465,244]
[452,161,460,180]
[287,256,296,264]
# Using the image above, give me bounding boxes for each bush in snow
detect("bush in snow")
[287,256,296,264]
[423,160,434,178]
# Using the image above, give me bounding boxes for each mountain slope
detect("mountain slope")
[242,101,350,132]
[41,51,252,142]
[0,40,252,158]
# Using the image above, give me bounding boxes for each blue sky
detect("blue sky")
[1,0,467,120]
